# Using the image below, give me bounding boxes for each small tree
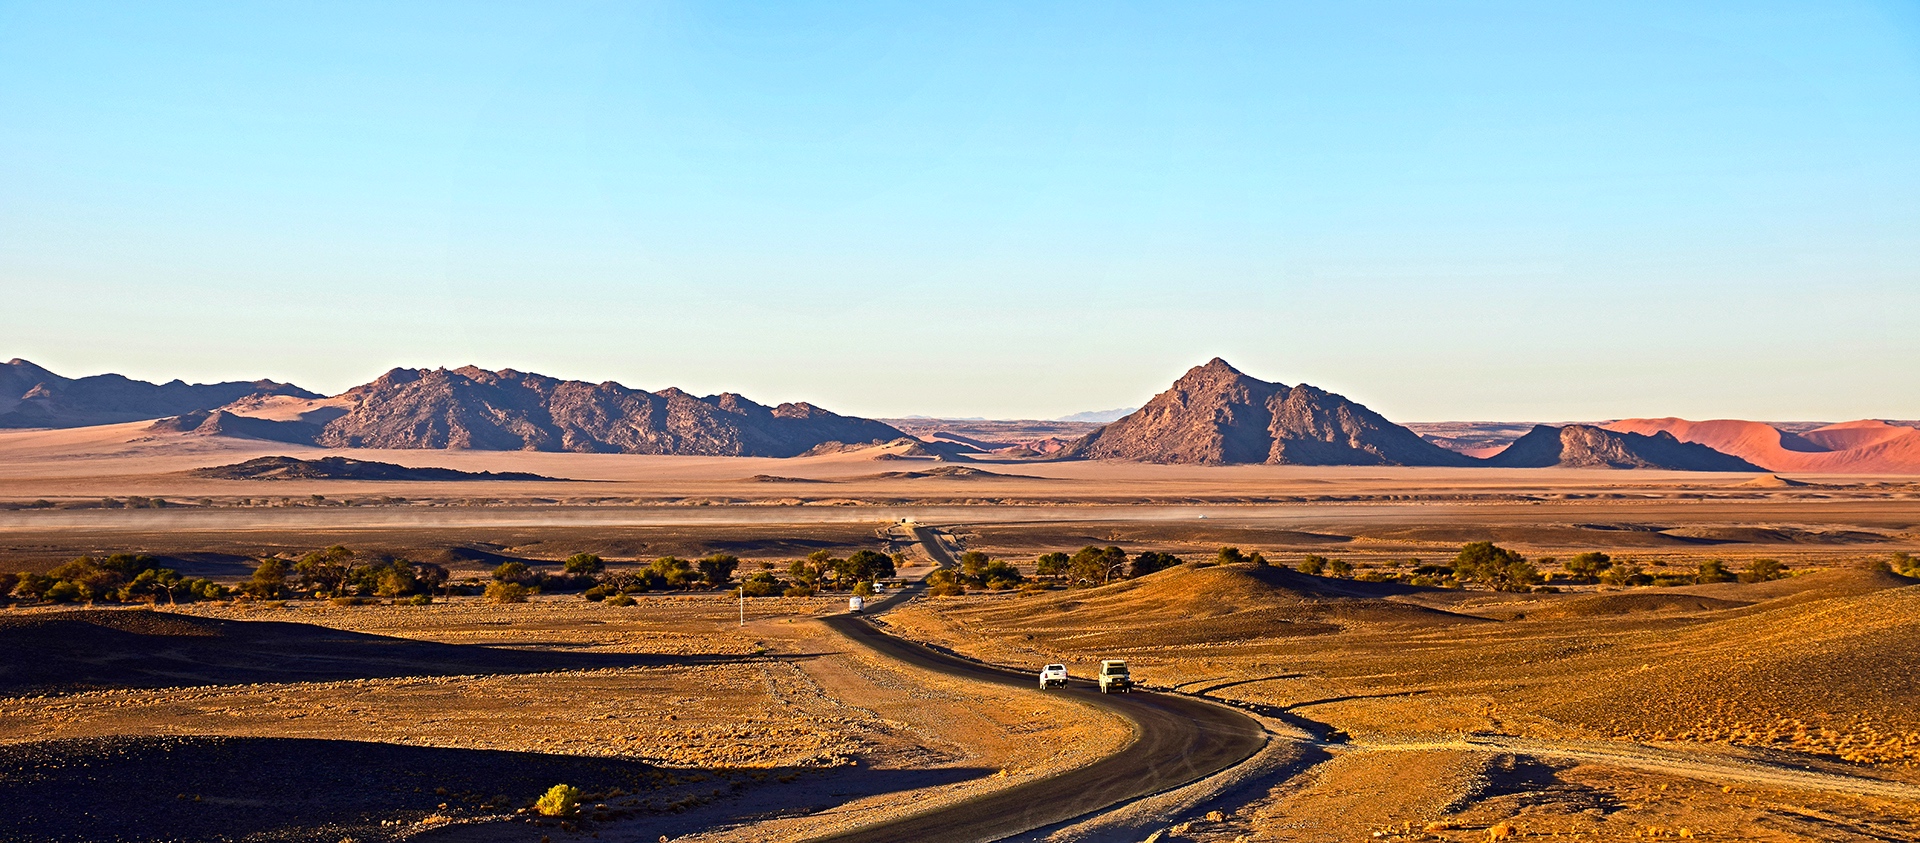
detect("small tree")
[1564,552,1612,582]
[562,553,605,576]
[1328,559,1352,578]
[958,551,991,581]
[697,553,741,587]
[1696,559,1736,583]
[1035,552,1070,579]
[1453,542,1538,592]
[1298,554,1328,576]
[1740,558,1787,583]
[492,561,535,585]
[1216,546,1249,565]
[295,546,354,597]
[1069,545,1128,586]
[1129,551,1181,578]
[243,558,290,599]
[841,550,894,582]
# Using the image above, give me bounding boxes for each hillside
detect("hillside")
[190,456,559,482]
[932,562,1480,650]
[1484,424,1762,470]
[1608,417,1920,473]
[1066,359,1474,466]
[0,359,316,429]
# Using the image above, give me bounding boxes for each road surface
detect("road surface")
[807,528,1268,843]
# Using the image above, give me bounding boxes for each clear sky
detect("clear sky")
[4,2,1917,421]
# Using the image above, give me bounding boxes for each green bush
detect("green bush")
[783,584,815,597]
[1297,554,1328,575]
[603,593,637,607]
[485,582,531,604]
[582,585,612,602]
[535,784,582,817]
[1740,558,1787,583]
[1696,559,1736,583]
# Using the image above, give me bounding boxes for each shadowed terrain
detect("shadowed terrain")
[0,610,745,696]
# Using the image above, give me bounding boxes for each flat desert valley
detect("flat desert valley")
[4,421,1920,842]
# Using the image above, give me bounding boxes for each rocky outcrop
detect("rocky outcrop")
[0,359,317,429]
[1484,424,1762,470]
[191,456,556,482]
[1065,359,1475,466]
[310,366,905,457]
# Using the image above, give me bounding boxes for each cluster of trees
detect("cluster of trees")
[739,550,899,598]
[242,546,451,603]
[3,554,228,605]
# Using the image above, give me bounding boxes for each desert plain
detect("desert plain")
[3,422,1920,842]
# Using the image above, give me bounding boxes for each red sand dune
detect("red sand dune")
[1606,418,1920,474]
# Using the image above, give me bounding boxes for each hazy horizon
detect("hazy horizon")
[5,3,1917,421]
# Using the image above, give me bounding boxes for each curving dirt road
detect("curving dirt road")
[812,595,1267,843]
[804,526,1269,843]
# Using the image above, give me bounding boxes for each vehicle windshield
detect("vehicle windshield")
[1045,665,1065,671]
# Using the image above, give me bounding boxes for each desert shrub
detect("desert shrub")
[1453,542,1539,592]
[1599,561,1649,586]
[485,581,531,604]
[852,581,875,597]
[11,572,55,600]
[243,558,290,599]
[329,596,370,606]
[1651,575,1694,587]
[1035,552,1070,578]
[45,580,84,603]
[1891,552,1920,578]
[1129,551,1181,578]
[1696,559,1736,583]
[492,561,535,585]
[562,553,605,575]
[1018,581,1052,594]
[1328,559,1352,577]
[0,572,15,600]
[782,584,815,598]
[1740,558,1788,583]
[651,556,699,589]
[1297,554,1327,576]
[926,568,966,596]
[582,585,611,601]
[1216,546,1250,565]
[405,593,433,606]
[1357,571,1394,583]
[535,784,582,817]
[697,553,741,587]
[603,593,636,607]
[738,572,782,597]
[1564,552,1612,582]
[1411,564,1452,577]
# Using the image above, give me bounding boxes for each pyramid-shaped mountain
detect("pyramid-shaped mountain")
[1065,359,1475,466]
[311,366,905,457]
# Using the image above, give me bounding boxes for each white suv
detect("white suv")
[1038,664,1068,690]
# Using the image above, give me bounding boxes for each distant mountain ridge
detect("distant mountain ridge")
[0,358,316,429]
[1066,359,1475,466]
[1483,424,1763,470]
[1606,418,1920,474]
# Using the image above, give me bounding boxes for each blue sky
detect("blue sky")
[3,2,1917,420]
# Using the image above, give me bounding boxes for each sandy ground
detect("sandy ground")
[0,596,1128,843]
[882,565,1920,842]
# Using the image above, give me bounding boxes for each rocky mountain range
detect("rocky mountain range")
[0,359,316,429]
[1065,359,1477,466]
[1481,424,1762,470]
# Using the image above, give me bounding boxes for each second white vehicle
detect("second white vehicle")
[1038,664,1068,690]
